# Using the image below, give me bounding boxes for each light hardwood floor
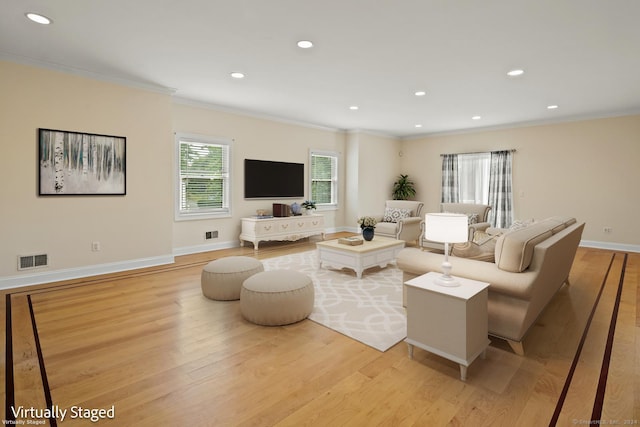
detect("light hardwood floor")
[2,234,638,426]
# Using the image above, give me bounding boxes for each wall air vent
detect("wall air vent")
[18,254,49,270]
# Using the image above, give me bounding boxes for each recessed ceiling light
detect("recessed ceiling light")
[230,72,245,79]
[507,69,524,77]
[415,124,423,128]
[547,105,559,110]
[414,91,426,96]
[349,106,359,110]
[472,116,482,120]
[297,40,314,49]
[26,13,52,25]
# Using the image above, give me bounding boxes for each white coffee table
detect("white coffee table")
[316,236,405,279]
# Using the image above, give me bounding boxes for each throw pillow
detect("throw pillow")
[451,241,495,263]
[383,207,412,223]
[452,231,499,263]
[509,218,535,231]
[472,230,500,245]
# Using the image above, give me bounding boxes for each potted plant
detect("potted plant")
[357,216,378,241]
[301,200,316,214]
[392,174,416,200]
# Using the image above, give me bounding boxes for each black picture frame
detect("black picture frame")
[38,128,126,196]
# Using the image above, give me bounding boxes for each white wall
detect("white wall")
[0,61,174,286]
[170,101,347,253]
[400,115,640,248]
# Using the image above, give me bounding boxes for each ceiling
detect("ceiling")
[2,1,640,137]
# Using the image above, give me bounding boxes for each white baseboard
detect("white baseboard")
[0,254,175,291]
[172,240,240,256]
[173,227,349,256]
[1,227,373,291]
[580,240,640,253]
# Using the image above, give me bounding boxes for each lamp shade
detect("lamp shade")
[425,213,468,243]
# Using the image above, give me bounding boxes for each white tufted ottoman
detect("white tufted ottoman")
[201,256,264,301]
[240,270,314,326]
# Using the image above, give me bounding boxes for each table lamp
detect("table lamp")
[424,213,469,286]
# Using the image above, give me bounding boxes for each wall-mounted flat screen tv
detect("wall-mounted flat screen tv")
[244,159,304,199]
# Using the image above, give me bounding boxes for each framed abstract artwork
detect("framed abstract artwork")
[38,128,126,196]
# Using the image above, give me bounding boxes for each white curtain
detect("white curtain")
[458,153,490,204]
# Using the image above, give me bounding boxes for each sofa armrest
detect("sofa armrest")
[396,217,423,242]
[470,222,490,232]
[398,216,422,226]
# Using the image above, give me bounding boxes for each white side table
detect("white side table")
[404,272,490,381]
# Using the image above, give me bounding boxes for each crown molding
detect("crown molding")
[172,96,344,134]
[345,129,399,140]
[0,52,176,96]
[401,109,640,140]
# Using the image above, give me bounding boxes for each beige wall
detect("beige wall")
[171,101,347,253]
[0,61,174,285]
[344,131,402,227]
[400,115,640,246]
[2,59,638,287]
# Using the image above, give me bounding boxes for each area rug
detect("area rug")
[262,250,406,352]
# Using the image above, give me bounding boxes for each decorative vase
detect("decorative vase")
[362,226,374,241]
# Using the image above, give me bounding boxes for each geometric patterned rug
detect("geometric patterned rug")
[262,250,407,352]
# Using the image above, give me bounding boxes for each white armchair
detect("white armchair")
[370,200,424,244]
[421,203,492,250]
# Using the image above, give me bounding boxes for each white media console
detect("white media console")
[240,214,325,250]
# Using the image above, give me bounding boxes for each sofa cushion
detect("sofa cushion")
[444,211,479,225]
[441,203,491,222]
[383,207,412,223]
[452,241,495,262]
[494,221,557,272]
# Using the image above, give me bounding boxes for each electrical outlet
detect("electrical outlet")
[603,227,613,234]
[205,231,218,240]
[92,241,101,251]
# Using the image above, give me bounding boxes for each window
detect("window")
[175,133,231,220]
[310,150,338,208]
[441,150,513,228]
[458,152,491,204]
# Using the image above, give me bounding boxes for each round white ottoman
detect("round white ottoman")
[240,270,314,326]
[201,256,264,301]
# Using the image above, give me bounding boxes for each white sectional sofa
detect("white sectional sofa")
[397,216,585,355]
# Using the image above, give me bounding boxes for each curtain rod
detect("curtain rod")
[440,149,516,156]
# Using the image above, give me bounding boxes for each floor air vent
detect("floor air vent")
[18,254,48,270]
